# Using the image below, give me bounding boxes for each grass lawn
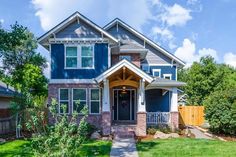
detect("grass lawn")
[0,139,112,157]
[137,138,236,157]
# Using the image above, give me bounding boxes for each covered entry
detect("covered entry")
[113,89,136,121]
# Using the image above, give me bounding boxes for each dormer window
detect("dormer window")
[119,55,131,61]
[65,45,94,69]
[152,69,161,77]
[164,74,172,80]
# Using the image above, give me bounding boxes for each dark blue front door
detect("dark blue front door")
[118,90,130,120]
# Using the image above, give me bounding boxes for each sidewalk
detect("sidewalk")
[110,137,139,157]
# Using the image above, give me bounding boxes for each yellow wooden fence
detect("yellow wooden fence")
[178,106,205,126]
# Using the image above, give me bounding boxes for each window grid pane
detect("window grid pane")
[90,89,100,114]
[81,57,93,68]
[66,47,77,57]
[81,46,93,57]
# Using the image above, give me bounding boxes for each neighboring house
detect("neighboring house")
[0,81,15,118]
[38,12,186,136]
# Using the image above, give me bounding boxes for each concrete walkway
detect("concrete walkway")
[110,137,139,157]
[189,126,212,139]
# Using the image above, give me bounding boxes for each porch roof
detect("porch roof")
[95,59,154,83]
[146,78,186,89]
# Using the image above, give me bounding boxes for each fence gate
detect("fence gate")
[178,106,204,126]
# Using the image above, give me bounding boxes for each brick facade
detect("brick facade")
[170,111,179,131]
[111,53,141,67]
[102,111,111,135]
[48,83,102,129]
[136,112,147,136]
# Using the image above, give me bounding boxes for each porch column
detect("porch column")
[102,79,111,135]
[170,87,179,130]
[136,79,147,136]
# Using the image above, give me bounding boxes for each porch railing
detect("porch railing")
[147,112,170,125]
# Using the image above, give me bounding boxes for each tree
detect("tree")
[0,23,48,137]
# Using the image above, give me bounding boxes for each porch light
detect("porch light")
[121,86,127,94]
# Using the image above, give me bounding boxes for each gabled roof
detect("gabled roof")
[95,59,154,83]
[104,18,186,66]
[38,12,119,45]
[0,81,15,98]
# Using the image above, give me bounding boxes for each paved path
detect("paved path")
[110,137,139,157]
[189,126,212,139]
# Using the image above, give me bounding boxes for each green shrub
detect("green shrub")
[147,127,158,135]
[30,99,91,157]
[204,88,236,135]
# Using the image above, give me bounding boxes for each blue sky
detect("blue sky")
[1,0,236,69]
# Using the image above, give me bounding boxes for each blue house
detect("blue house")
[38,12,186,136]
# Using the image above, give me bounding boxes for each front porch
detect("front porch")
[95,60,181,136]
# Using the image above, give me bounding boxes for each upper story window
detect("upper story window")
[152,69,161,77]
[141,64,150,73]
[163,74,172,80]
[119,55,131,61]
[65,47,78,68]
[65,45,94,69]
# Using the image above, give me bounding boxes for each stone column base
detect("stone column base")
[170,111,179,131]
[102,111,111,136]
[136,112,147,136]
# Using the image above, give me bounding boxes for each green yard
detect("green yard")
[137,138,236,157]
[0,139,112,157]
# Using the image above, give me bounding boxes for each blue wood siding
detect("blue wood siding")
[149,66,176,80]
[51,43,108,79]
[145,89,170,112]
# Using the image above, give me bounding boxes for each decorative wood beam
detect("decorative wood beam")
[122,66,126,80]
[110,80,139,88]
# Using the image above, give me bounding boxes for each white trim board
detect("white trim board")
[104,19,185,66]
[95,59,154,83]
[49,79,96,84]
[38,12,118,45]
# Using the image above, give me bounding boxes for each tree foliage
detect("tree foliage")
[204,89,236,135]
[178,56,236,105]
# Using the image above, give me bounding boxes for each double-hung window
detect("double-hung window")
[81,45,94,68]
[65,45,94,69]
[59,88,69,114]
[73,88,87,113]
[90,88,100,114]
[65,47,78,68]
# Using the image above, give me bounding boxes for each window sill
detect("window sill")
[64,67,95,70]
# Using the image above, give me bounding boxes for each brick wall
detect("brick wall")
[48,83,102,129]
[111,53,141,67]
[136,112,147,136]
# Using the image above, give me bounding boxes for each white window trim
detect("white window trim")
[152,69,161,77]
[89,88,101,115]
[58,88,70,114]
[64,44,95,69]
[119,55,131,61]
[72,88,87,114]
[163,74,172,80]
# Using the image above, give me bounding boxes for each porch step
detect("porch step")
[111,125,136,139]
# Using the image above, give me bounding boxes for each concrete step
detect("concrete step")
[114,131,135,139]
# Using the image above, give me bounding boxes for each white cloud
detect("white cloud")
[224,52,236,68]
[0,19,4,24]
[32,0,152,31]
[175,38,219,67]
[152,26,173,40]
[187,0,199,5]
[160,4,192,27]
[198,48,219,61]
